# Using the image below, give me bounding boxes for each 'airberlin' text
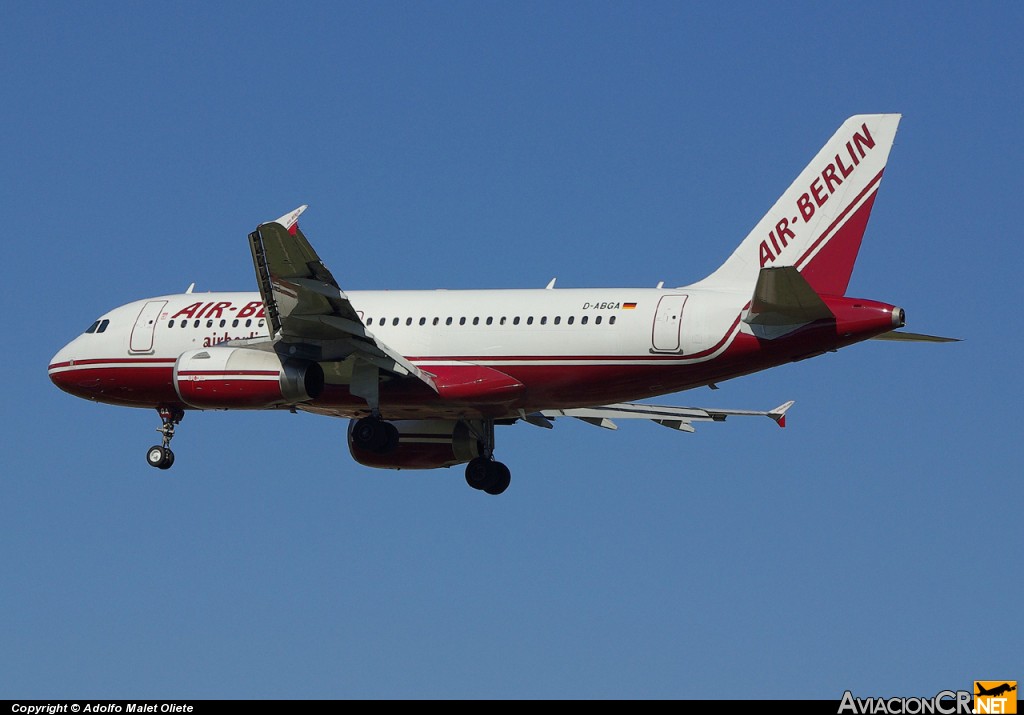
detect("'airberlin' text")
[759,122,877,268]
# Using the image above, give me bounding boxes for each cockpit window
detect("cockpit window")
[84,319,110,334]
[85,320,100,334]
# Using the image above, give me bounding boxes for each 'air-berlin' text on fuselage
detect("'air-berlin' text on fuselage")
[169,300,266,320]
[759,123,877,268]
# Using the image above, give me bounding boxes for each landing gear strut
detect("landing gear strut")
[464,420,511,495]
[146,406,183,470]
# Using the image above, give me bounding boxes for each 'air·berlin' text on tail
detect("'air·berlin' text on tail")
[695,114,901,296]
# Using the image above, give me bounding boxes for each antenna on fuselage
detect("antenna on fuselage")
[185,282,195,294]
[545,278,557,289]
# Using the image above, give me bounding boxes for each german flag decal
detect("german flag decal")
[623,303,637,310]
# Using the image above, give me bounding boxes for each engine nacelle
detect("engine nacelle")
[174,347,324,409]
[348,419,481,470]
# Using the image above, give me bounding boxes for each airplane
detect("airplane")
[48,113,955,495]
[976,683,1017,698]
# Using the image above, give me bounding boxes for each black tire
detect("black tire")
[146,445,167,469]
[159,449,175,470]
[483,462,511,495]
[465,457,491,490]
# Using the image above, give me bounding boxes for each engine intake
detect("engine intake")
[174,347,323,409]
[348,419,481,470]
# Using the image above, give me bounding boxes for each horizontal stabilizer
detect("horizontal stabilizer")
[744,266,833,339]
[871,330,960,343]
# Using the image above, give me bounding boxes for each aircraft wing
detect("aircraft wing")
[247,206,437,389]
[537,400,794,432]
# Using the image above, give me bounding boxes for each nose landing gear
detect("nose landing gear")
[146,406,183,470]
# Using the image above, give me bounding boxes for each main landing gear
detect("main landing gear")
[146,406,183,470]
[465,457,511,495]
[464,420,511,495]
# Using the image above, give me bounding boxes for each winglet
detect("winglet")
[769,400,795,428]
[272,205,308,235]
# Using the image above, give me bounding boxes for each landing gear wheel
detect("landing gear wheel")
[465,458,512,495]
[352,417,398,454]
[146,445,173,469]
[483,462,511,495]
[465,457,491,490]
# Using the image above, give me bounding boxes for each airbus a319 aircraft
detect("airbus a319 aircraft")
[49,114,953,495]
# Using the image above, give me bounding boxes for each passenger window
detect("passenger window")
[433,317,439,326]
[500,317,506,326]
[258,320,265,327]
[393,318,400,326]
[406,317,412,326]
[245,319,252,328]
[527,317,534,325]
[446,317,453,326]
[609,316,616,325]
[472,317,479,326]
[419,317,426,326]
[513,317,520,325]
[232,319,239,327]
[194,320,200,328]
[459,317,466,326]
[554,316,561,325]
[581,316,589,325]
[220,319,226,328]
[486,317,493,325]
[568,316,575,325]
[595,316,602,325]
[206,320,213,328]
[168,320,175,328]
[366,317,373,326]
[540,316,547,325]
[181,321,186,329]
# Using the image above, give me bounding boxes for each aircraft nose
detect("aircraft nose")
[48,340,86,395]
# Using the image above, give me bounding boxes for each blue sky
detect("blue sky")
[3,1,1020,699]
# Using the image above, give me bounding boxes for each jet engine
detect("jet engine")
[348,419,482,469]
[174,347,324,409]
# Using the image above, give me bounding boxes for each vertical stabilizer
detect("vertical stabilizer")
[694,114,901,295]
